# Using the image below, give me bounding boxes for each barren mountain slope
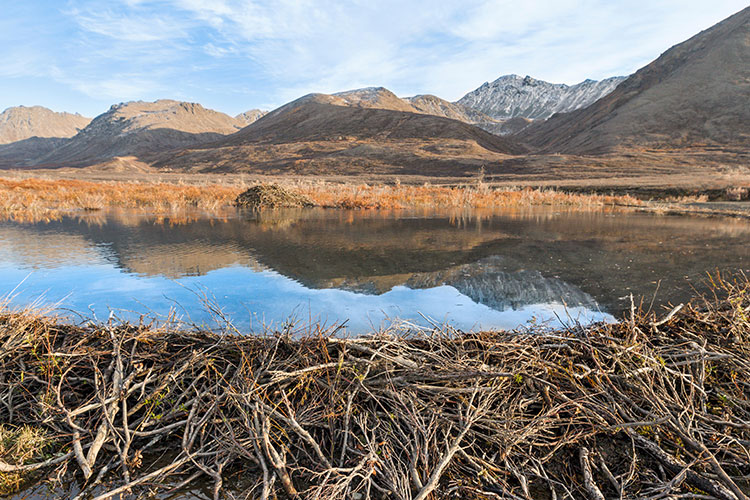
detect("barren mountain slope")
[297,88,507,132]
[406,94,496,124]
[0,106,90,144]
[32,100,247,167]
[225,95,521,150]
[236,109,267,126]
[152,94,526,176]
[0,137,68,168]
[329,87,417,112]
[517,7,750,154]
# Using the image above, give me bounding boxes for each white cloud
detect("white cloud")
[69,7,190,42]
[451,0,588,40]
[203,42,239,57]
[1,0,747,115]
[160,0,749,106]
[70,77,164,101]
[0,52,48,79]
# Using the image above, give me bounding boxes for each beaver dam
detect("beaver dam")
[1,276,750,500]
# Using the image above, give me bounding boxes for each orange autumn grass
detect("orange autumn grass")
[0,178,241,222]
[0,177,642,222]
[297,182,642,210]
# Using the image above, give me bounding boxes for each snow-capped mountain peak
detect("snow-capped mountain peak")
[457,74,626,121]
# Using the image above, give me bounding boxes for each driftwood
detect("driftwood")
[1,274,750,499]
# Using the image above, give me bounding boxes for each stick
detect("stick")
[579,448,605,500]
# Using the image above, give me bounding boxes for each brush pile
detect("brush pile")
[1,277,750,499]
[235,184,313,210]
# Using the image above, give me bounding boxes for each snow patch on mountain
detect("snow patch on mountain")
[457,74,626,121]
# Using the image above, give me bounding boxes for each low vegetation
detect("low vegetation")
[295,181,642,210]
[1,275,749,499]
[0,177,240,222]
[0,177,641,222]
[0,425,55,495]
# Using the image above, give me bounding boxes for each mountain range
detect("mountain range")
[0,6,746,180]
[150,93,524,176]
[0,100,265,168]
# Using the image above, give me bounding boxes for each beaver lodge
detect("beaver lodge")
[235,184,313,210]
[1,276,749,499]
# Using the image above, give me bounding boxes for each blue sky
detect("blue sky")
[1,1,746,117]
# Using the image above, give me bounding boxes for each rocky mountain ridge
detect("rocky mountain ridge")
[298,87,520,135]
[457,74,626,121]
[0,79,626,169]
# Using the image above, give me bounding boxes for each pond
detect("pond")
[1,207,748,333]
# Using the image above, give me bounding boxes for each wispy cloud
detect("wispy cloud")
[161,0,749,104]
[69,8,189,42]
[0,0,746,116]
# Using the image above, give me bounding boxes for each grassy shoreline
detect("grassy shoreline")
[3,176,749,225]
[0,177,642,222]
[1,277,749,499]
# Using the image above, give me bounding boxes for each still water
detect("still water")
[1,207,748,333]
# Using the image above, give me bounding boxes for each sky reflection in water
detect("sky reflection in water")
[0,264,610,333]
[2,207,748,333]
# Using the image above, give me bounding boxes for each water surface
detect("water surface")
[1,207,748,333]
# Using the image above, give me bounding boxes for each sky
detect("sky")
[1,1,747,117]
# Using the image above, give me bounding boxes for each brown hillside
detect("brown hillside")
[407,94,497,125]
[327,87,417,112]
[227,96,520,152]
[0,137,68,168]
[235,109,267,126]
[313,88,510,134]
[152,96,525,176]
[285,88,506,133]
[29,100,248,168]
[517,6,750,154]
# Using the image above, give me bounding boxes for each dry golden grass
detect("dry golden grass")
[297,181,643,209]
[0,178,241,222]
[0,177,643,222]
[0,425,54,495]
[663,193,710,203]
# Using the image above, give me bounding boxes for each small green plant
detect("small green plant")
[0,425,55,495]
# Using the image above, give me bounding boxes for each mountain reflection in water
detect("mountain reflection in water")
[1,208,748,333]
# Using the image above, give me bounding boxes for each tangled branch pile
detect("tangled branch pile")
[235,184,314,210]
[1,277,749,499]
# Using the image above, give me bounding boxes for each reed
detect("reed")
[0,177,641,222]
[1,275,749,499]
[296,182,642,210]
[0,178,240,222]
